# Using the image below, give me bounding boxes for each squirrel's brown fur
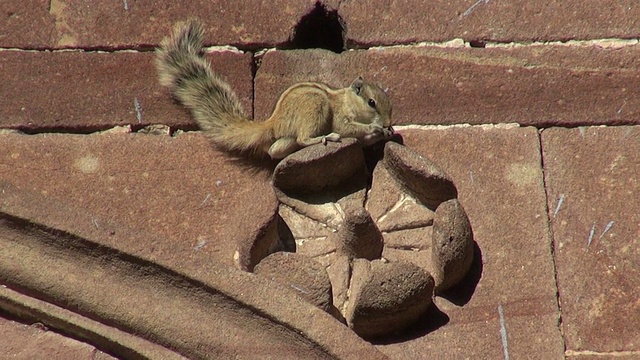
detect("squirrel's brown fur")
[156,19,393,159]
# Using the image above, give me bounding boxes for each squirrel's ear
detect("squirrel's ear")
[351,76,364,94]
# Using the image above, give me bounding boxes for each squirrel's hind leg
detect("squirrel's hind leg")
[268,137,299,159]
[268,133,342,159]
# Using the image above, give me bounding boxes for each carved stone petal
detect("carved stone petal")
[325,254,351,316]
[366,158,405,221]
[383,142,458,208]
[272,139,365,194]
[253,252,335,314]
[431,198,474,292]
[345,259,434,338]
[331,202,384,261]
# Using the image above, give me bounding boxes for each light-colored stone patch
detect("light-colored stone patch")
[49,0,78,47]
[74,155,100,174]
[588,293,606,319]
[506,162,539,187]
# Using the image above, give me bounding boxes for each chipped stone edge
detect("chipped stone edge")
[364,38,640,51]
[202,45,244,54]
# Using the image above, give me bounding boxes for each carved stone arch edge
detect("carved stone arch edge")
[0,183,385,359]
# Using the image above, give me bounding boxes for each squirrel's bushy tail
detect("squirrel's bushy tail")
[155,19,272,155]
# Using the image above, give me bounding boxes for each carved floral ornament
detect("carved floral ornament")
[236,138,478,338]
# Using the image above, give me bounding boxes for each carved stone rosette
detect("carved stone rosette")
[238,139,475,338]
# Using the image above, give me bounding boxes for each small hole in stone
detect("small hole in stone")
[468,40,486,48]
[287,1,345,53]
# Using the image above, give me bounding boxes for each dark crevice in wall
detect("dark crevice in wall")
[535,127,568,354]
[468,40,487,48]
[250,52,259,120]
[284,1,346,53]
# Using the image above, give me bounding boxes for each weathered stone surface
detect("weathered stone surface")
[260,131,474,339]
[376,126,564,358]
[0,0,57,49]
[7,0,640,49]
[431,199,474,292]
[337,0,640,44]
[542,126,640,352]
[10,34,635,133]
[254,252,334,313]
[255,46,640,127]
[0,316,115,360]
[346,259,434,339]
[377,200,435,234]
[0,132,277,271]
[272,139,365,193]
[234,212,280,272]
[0,50,252,131]
[0,184,387,359]
[7,0,320,49]
[380,247,432,277]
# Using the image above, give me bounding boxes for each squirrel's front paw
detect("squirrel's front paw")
[322,132,342,145]
[382,126,394,138]
[361,125,394,146]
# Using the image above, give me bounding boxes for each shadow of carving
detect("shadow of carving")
[239,138,481,340]
[370,303,450,345]
[276,215,297,253]
[438,240,483,306]
[362,132,405,176]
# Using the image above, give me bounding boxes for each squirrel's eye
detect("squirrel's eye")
[368,99,376,108]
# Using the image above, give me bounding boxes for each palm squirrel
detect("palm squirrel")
[155,19,393,159]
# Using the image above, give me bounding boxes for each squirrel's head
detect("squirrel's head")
[350,77,393,128]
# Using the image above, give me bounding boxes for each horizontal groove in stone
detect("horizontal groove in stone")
[1,37,639,53]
